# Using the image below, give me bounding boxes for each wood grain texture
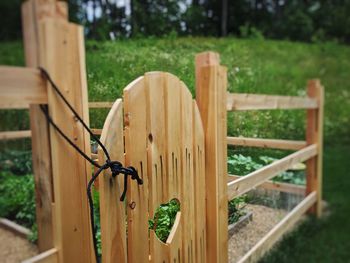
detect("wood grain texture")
[238,192,317,263]
[88,102,114,108]
[98,99,127,263]
[0,66,47,109]
[227,136,307,150]
[39,19,92,263]
[306,80,324,217]
[228,144,317,200]
[227,93,318,111]
[195,52,228,263]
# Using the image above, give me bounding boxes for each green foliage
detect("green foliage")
[228,195,247,224]
[0,172,36,229]
[148,199,180,243]
[0,150,32,175]
[227,154,306,185]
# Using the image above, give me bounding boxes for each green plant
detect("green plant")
[148,199,180,243]
[0,171,36,228]
[0,150,32,175]
[228,195,247,224]
[227,154,263,175]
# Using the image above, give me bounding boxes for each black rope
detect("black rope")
[39,68,143,263]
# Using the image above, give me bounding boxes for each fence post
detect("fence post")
[21,0,68,252]
[195,52,228,263]
[306,79,324,217]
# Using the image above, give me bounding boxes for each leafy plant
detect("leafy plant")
[0,150,32,175]
[228,195,247,224]
[228,154,262,175]
[148,199,180,243]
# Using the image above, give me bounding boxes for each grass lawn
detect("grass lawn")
[0,37,349,261]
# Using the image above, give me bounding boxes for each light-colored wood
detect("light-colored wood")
[0,130,32,140]
[91,128,102,135]
[195,52,228,263]
[123,76,150,263]
[306,80,324,217]
[98,99,127,263]
[238,191,317,263]
[22,248,58,263]
[227,136,307,150]
[39,18,92,262]
[88,102,114,108]
[228,144,317,200]
[227,175,306,195]
[227,93,318,111]
[0,66,47,109]
[193,101,206,263]
[21,0,57,252]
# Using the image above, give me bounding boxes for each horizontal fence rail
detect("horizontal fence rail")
[0,130,31,140]
[238,191,317,263]
[88,102,114,108]
[227,174,306,195]
[227,136,307,150]
[227,93,318,111]
[0,66,47,109]
[228,144,317,200]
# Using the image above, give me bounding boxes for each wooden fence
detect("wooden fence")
[0,1,324,263]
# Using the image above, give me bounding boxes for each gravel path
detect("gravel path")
[0,227,38,263]
[228,204,287,262]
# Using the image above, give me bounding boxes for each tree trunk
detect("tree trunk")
[221,0,228,36]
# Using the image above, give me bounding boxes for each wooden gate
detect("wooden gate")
[98,72,206,263]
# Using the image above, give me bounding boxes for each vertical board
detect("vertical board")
[180,83,195,263]
[195,52,228,263]
[306,80,324,217]
[39,19,92,263]
[98,99,127,263]
[193,102,206,263]
[21,0,68,252]
[123,77,150,263]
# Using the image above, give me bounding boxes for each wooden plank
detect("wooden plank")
[146,72,169,263]
[0,66,47,109]
[0,130,32,140]
[88,102,114,108]
[195,52,227,263]
[228,144,317,200]
[39,19,92,262]
[238,192,317,263]
[227,136,307,150]
[192,102,206,263]
[306,80,324,217]
[91,128,102,135]
[22,248,58,263]
[164,73,183,263]
[0,217,32,238]
[227,175,306,196]
[98,99,127,263]
[227,93,318,111]
[123,76,149,263]
[21,0,56,252]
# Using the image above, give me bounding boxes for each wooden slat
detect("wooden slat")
[193,101,206,263]
[21,0,57,252]
[227,136,307,150]
[195,52,228,263]
[98,99,127,263]
[227,175,306,196]
[0,66,47,109]
[228,144,317,200]
[238,191,317,263]
[91,128,102,135]
[39,19,92,262]
[22,248,58,263]
[306,80,324,217]
[0,130,32,140]
[88,102,114,108]
[124,76,149,263]
[227,93,318,111]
